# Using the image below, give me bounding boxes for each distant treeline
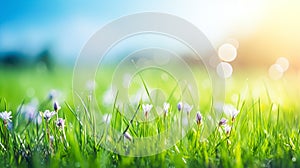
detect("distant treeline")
[0,49,54,70]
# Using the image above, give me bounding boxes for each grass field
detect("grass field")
[0,66,299,167]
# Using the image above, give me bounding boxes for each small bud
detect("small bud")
[163,102,170,116]
[231,110,239,122]
[196,111,202,125]
[53,101,61,112]
[177,102,183,111]
[219,118,227,126]
[224,124,231,135]
[124,132,132,141]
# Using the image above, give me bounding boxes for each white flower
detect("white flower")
[19,100,42,124]
[177,102,183,111]
[196,111,202,125]
[183,103,193,114]
[20,100,38,120]
[53,101,61,112]
[56,118,65,128]
[142,104,153,118]
[124,132,132,141]
[163,102,170,115]
[219,118,227,126]
[0,111,12,122]
[224,124,231,135]
[42,110,56,121]
[223,104,239,121]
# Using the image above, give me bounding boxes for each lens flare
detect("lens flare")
[218,43,237,62]
[269,64,284,80]
[217,62,233,78]
[276,57,289,72]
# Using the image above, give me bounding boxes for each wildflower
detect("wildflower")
[196,111,202,125]
[142,104,153,119]
[53,101,61,112]
[48,90,58,100]
[41,110,56,121]
[0,111,12,124]
[177,102,183,111]
[56,118,65,128]
[224,124,231,135]
[124,132,132,141]
[163,102,170,115]
[219,118,227,126]
[22,101,37,120]
[20,99,42,124]
[231,111,239,121]
[183,103,193,115]
[223,104,239,121]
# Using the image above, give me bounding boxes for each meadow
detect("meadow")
[0,66,299,168]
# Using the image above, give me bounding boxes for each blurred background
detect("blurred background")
[0,0,300,73]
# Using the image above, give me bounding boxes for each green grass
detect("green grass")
[0,67,299,167]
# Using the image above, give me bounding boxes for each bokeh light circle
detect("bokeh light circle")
[276,57,289,72]
[218,43,237,62]
[269,64,284,80]
[216,62,233,78]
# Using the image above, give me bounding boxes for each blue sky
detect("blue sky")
[0,0,266,62]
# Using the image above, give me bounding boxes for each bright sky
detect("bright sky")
[0,0,267,62]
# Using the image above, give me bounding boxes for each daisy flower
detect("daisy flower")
[41,110,56,121]
[0,111,12,123]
